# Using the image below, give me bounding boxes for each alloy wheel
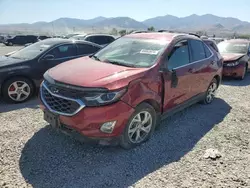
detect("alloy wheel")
[7,81,31,102]
[128,111,153,144]
[206,82,217,103]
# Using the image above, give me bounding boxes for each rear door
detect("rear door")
[189,39,214,94]
[163,40,194,111]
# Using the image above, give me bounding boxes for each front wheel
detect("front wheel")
[2,77,34,103]
[202,78,218,105]
[120,103,157,149]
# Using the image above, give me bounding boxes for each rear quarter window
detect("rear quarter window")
[203,44,212,58]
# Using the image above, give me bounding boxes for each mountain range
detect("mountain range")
[1,14,250,35]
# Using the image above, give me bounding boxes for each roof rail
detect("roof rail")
[158,29,201,38]
[130,30,152,34]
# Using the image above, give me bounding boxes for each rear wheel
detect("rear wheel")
[120,103,157,149]
[202,78,218,105]
[2,77,34,103]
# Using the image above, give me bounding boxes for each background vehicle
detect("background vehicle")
[0,35,5,43]
[38,35,51,41]
[0,38,102,103]
[70,34,116,46]
[3,35,38,46]
[40,32,222,149]
[218,39,250,80]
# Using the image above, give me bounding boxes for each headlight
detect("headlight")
[225,61,240,67]
[82,88,127,106]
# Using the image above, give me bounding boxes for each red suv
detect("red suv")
[40,32,223,149]
[217,39,250,80]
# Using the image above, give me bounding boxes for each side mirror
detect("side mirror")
[42,54,54,61]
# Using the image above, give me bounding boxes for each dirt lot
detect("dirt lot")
[0,45,249,188]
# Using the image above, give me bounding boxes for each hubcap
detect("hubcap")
[8,81,31,102]
[206,82,217,103]
[128,111,153,144]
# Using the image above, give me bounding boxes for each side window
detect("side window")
[86,36,110,45]
[106,36,115,43]
[47,44,77,59]
[189,40,206,62]
[76,44,100,55]
[85,36,97,43]
[167,40,190,70]
[203,43,212,58]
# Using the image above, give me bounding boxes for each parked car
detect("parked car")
[38,35,51,41]
[70,34,116,46]
[3,35,38,46]
[217,39,250,80]
[0,38,102,103]
[0,35,5,43]
[40,32,223,149]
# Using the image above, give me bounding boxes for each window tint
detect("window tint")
[190,40,206,61]
[76,43,100,55]
[86,36,114,45]
[47,44,76,59]
[204,44,212,57]
[168,40,190,70]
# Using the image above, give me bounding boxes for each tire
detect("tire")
[120,103,157,149]
[2,77,34,103]
[238,64,247,80]
[202,78,218,105]
[8,42,13,46]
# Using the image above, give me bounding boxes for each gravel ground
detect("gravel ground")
[0,46,250,188]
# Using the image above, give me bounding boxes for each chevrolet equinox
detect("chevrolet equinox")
[40,32,223,149]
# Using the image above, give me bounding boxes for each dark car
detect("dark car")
[38,35,51,41]
[40,32,223,149]
[0,38,102,103]
[0,36,5,43]
[218,39,250,80]
[3,35,38,46]
[70,34,116,46]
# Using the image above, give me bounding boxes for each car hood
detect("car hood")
[0,56,25,67]
[48,56,148,90]
[221,53,245,61]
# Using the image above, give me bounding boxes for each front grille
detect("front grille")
[44,80,85,99]
[41,82,85,116]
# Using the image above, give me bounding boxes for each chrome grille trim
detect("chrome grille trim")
[40,81,85,116]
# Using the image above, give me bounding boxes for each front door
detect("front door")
[162,40,194,111]
[34,44,77,83]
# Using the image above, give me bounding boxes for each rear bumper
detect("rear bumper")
[222,64,245,78]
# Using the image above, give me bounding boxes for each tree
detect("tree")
[147,26,155,31]
[119,29,127,36]
[110,28,118,36]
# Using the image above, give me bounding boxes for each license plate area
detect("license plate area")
[44,110,60,128]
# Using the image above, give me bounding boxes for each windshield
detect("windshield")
[9,41,51,59]
[92,37,168,68]
[218,41,249,54]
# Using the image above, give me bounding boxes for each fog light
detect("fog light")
[100,121,116,133]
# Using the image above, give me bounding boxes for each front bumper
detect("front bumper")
[40,100,135,141]
[222,64,245,78]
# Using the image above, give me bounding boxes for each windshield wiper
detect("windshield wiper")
[91,55,101,61]
[107,60,136,68]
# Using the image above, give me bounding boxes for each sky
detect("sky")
[0,0,250,24]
